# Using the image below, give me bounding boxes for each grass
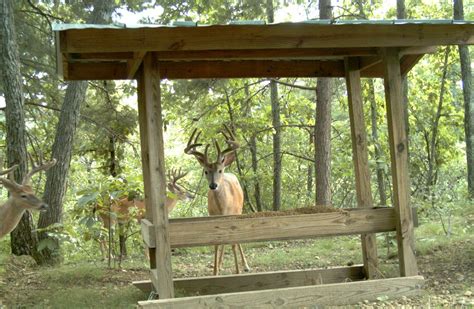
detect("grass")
[0,210,472,307]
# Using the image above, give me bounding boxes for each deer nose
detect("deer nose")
[209,183,218,190]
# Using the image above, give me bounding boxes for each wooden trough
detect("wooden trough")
[53,20,474,307]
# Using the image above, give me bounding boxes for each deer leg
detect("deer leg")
[238,244,251,272]
[232,244,240,274]
[218,244,225,271]
[213,245,220,276]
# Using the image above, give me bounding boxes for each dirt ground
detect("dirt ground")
[0,238,473,308]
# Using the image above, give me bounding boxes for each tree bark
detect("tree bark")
[266,0,282,211]
[1,0,37,256]
[314,0,333,206]
[368,80,387,206]
[34,0,115,265]
[397,0,410,154]
[454,0,474,199]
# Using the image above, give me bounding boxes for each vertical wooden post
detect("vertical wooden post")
[344,57,378,279]
[136,52,174,298]
[381,48,418,277]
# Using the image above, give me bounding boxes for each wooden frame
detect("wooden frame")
[53,21,474,307]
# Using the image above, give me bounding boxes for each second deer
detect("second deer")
[0,159,57,239]
[95,168,192,259]
[185,125,250,275]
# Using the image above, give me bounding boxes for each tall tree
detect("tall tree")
[454,0,474,198]
[314,0,333,206]
[397,0,410,152]
[266,0,282,211]
[34,0,116,265]
[0,0,33,255]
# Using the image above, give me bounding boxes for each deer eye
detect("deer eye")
[204,171,208,175]
[219,170,222,173]
[21,194,28,199]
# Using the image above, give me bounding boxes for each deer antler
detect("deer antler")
[167,168,188,185]
[22,158,57,186]
[184,128,210,165]
[216,124,240,161]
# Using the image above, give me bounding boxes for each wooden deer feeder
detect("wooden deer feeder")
[54,20,474,307]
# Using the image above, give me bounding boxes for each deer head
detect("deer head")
[185,125,239,191]
[166,168,193,200]
[0,159,57,212]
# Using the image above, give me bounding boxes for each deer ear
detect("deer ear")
[167,183,175,192]
[196,157,208,168]
[222,152,236,167]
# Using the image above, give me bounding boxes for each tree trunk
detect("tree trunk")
[425,48,450,192]
[454,0,474,199]
[0,0,38,256]
[245,82,263,212]
[397,0,410,154]
[34,0,115,265]
[266,0,282,211]
[368,80,387,206]
[314,0,333,206]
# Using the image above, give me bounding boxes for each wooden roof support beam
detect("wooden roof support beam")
[381,48,418,277]
[127,52,146,79]
[345,57,378,279]
[159,60,346,79]
[137,53,174,298]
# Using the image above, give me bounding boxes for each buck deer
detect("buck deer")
[185,125,250,275]
[95,168,192,259]
[0,159,57,239]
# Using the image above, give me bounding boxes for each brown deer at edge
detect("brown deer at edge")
[95,168,192,259]
[0,159,57,239]
[185,125,250,275]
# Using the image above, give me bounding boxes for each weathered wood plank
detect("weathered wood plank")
[140,52,174,298]
[345,58,378,279]
[140,218,155,249]
[154,47,378,60]
[66,59,387,80]
[133,266,365,295]
[59,24,474,54]
[160,208,395,248]
[137,61,156,269]
[68,62,128,80]
[127,51,146,79]
[381,48,418,277]
[400,54,425,76]
[138,276,425,308]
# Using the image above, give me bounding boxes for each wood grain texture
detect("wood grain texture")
[59,24,474,53]
[345,58,378,279]
[133,266,365,295]
[381,48,418,277]
[139,52,174,298]
[139,208,396,248]
[137,58,156,268]
[138,276,425,308]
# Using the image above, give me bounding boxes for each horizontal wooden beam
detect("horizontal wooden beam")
[68,62,127,80]
[59,24,474,54]
[134,266,365,295]
[159,60,345,79]
[142,208,396,248]
[138,275,425,308]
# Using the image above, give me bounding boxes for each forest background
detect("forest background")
[0,0,473,305]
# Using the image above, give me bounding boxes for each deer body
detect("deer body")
[207,173,243,216]
[0,160,56,239]
[185,125,250,275]
[95,169,191,259]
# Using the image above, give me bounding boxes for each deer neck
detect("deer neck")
[0,198,28,238]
